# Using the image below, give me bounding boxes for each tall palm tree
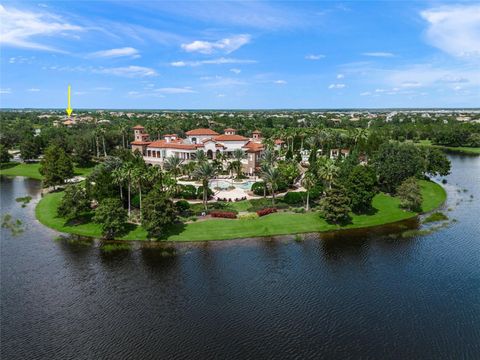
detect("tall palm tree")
[193,162,217,211]
[121,161,136,216]
[131,165,146,214]
[302,171,316,211]
[260,165,282,206]
[112,167,125,201]
[119,122,130,148]
[164,156,183,180]
[318,158,339,190]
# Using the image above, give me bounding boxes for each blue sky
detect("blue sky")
[0,1,479,109]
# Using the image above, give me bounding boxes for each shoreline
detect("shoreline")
[34,180,447,242]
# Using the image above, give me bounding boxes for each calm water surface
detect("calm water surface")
[1,155,479,359]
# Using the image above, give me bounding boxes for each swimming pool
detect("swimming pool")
[209,180,255,191]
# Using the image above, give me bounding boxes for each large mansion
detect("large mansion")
[131,126,284,175]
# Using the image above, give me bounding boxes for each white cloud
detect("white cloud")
[401,81,422,88]
[0,88,12,94]
[154,87,195,94]
[181,34,251,54]
[95,66,158,77]
[362,52,394,57]
[328,83,346,89]
[170,57,256,67]
[88,47,140,59]
[337,74,344,79]
[27,88,40,92]
[274,80,287,85]
[421,4,480,58]
[0,4,83,52]
[305,54,325,60]
[230,68,241,74]
[360,91,371,96]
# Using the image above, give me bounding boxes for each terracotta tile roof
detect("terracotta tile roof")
[185,128,219,136]
[214,134,248,141]
[131,140,151,145]
[148,139,197,150]
[133,125,145,129]
[274,139,285,145]
[252,130,261,134]
[224,128,236,132]
[242,141,264,152]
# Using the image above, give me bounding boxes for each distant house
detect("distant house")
[131,126,284,175]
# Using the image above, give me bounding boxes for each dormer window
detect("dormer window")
[224,128,236,135]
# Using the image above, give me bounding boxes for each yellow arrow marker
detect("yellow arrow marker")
[66,85,73,116]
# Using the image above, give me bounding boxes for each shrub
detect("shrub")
[176,184,197,199]
[210,211,237,219]
[252,181,267,196]
[239,213,259,220]
[257,208,277,217]
[251,181,288,196]
[196,186,213,200]
[283,191,305,206]
[175,200,190,213]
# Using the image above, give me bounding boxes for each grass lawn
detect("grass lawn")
[35,180,446,242]
[0,162,95,180]
[417,140,480,155]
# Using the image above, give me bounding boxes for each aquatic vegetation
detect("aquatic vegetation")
[294,234,303,242]
[1,213,24,235]
[100,243,132,253]
[423,212,448,224]
[15,196,32,208]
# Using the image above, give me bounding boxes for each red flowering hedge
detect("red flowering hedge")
[210,211,237,219]
[256,208,277,217]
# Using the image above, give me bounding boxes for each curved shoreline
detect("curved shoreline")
[34,180,447,242]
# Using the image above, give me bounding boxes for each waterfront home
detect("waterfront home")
[131,126,283,175]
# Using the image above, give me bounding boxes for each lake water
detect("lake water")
[1,154,479,359]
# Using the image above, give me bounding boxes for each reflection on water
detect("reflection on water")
[1,154,479,359]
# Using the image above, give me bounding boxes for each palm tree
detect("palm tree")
[261,148,277,167]
[112,167,125,201]
[121,161,136,216]
[119,122,130,148]
[195,150,207,164]
[193,162,217,211]
[164,156,183,180]
[96,126,108,157]
[318,158,339,190]
[260,165,282,206]
[131,165,146,214]
[231,149,245,178]
[302,171,316,211]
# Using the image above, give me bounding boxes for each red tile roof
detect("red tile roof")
[242,141,264,152]
[252,130,261,134]
[224,128,236,132]
[186,128,219,136]
[133,125,145,129]
[214,134,248,141]
[131,141,151,145]
[274,139,285,145]
[148,139,197,150]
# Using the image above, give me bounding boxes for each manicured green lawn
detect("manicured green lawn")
[35,180,446,242]
[0,162,95,180]
[417,140,480,155]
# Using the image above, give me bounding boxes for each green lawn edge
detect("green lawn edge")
[0,162,94,180]
[35,180,446,242]
[416,140,480,155]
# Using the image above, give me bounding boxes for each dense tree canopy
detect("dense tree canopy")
[141,185,178,239]
[39,145,74,188]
